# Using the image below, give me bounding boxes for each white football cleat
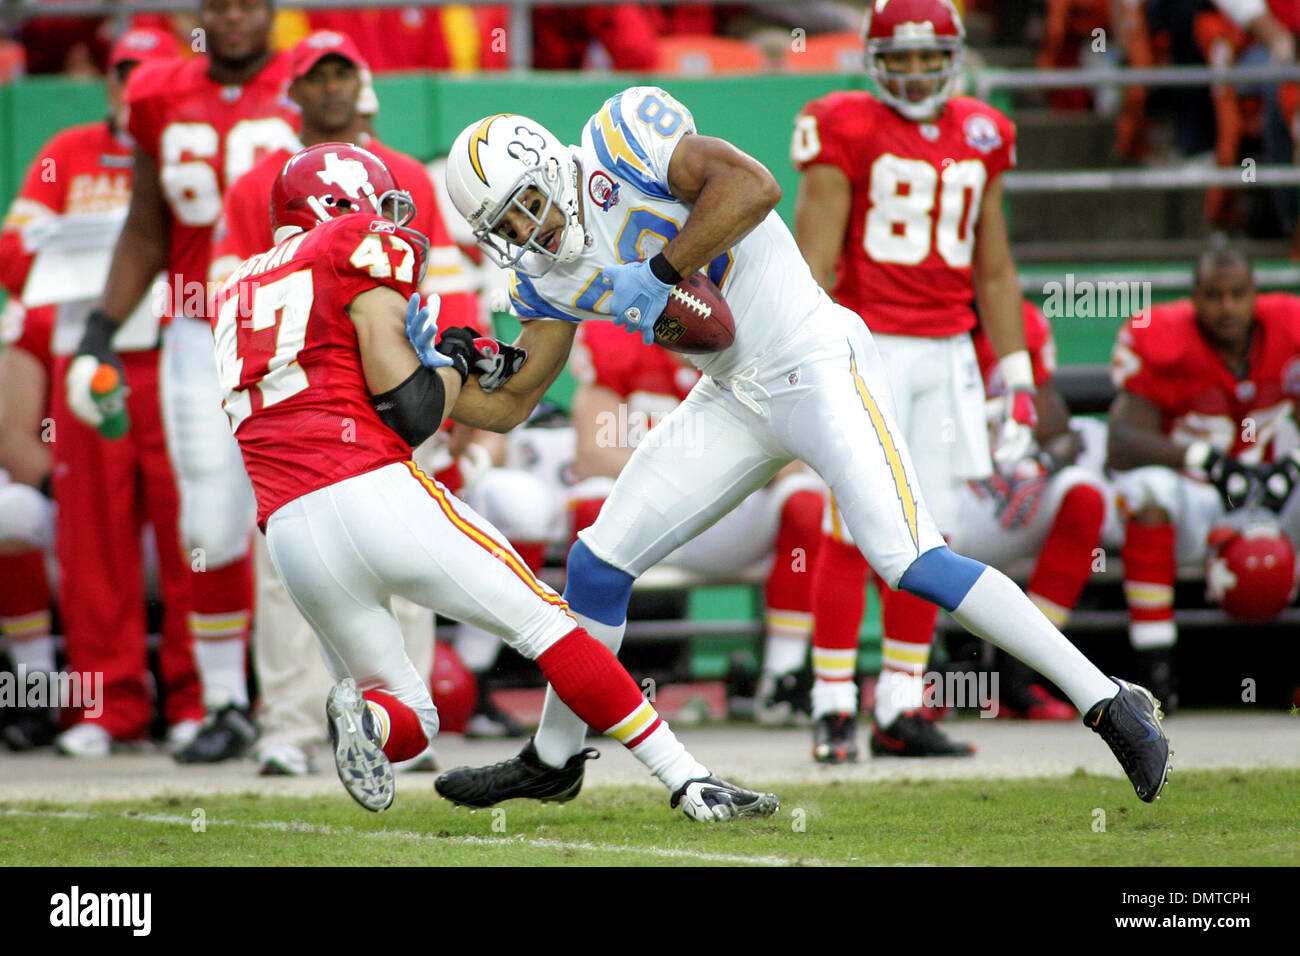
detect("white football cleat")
[257,742,313,776]
[671,775,780,822]
[326,679,394,812]
[56,722,111,758]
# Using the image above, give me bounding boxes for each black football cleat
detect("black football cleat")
[172,704,258,764]
[2,705,59,751]
[812,712,859,764]
[870,711,975,757]
[435,738,599,808]
[1084,678,1172,803]
[671,775,780,822]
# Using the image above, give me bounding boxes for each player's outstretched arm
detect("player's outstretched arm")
[1107,391,1193,471]
[449,319,578,433]
[793,163,852,292]
[100,147,170,324]
[350,286,465,445]
[661,134,782,278]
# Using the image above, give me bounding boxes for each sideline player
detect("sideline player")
[568,320,825,721]
[948,301,1109,724]
[66,0,300,763]
[0,27,204,756]
[431,87,1171,807]
[791,0,1034,759]
[1108,244,1300,709]
[213,141,776,820]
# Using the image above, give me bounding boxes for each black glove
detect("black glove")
[76,309,125,376]
[473,338,528,393]
[1260,449,1300,513]
[434,326,478,384]
[1188,443,1263,511]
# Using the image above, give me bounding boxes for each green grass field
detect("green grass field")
[2,769,1296,866]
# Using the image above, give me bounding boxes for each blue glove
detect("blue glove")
[601,260,673,345]
[404,292,448,370]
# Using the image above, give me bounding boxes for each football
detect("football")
[652,272,735,354]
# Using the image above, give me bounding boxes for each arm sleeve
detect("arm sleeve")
[583,86,695,199]
[790,95,858,175]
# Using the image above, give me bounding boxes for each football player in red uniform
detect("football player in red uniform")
[210,142,779,819]
[208,30,482,775]
[0,27,205,756]
[950,301,1110,722]
[66,0,300,763]
[1108,244,1300,709]
[792,0,1036,760]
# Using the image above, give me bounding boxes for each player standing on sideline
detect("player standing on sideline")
[212,142,777,820]
[0,27,207,756]
[432,87,1170,808]
[791,0,1034,761]
[209,29,478,776]
[1108,244,1300,710]
[948,301,1109,723]
[65,0,300,763]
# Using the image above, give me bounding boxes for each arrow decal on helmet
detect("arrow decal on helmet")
[469,113,515,185]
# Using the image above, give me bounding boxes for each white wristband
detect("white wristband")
[997,350,1034,391]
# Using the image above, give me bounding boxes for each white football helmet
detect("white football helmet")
[445,113,585,278]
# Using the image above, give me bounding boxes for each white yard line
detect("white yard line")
[0,807,846,867]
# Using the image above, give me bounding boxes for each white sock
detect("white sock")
[1129,620,1177,650]
[627,720,709,793]
[194,638,249,710]
[7,635,55,674]
[951,567,1117,712]
[874,669,924,726]
[454,622,502,672]
[533,612,625,768]
[761,631,809,676]
[811,677,858,719]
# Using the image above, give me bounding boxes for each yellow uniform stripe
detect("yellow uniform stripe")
[405,461,568,609]
[849,349,918,550]
[880,639,930,666]
[1,610,52,638]
[607,699,657,743]
[827,492,843,542]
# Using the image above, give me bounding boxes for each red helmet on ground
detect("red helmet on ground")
[1206,519,1299,623]
[269,142,415,243]
[431,641,478,734]
[862,0,966,121]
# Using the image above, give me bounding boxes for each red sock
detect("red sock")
[569,497,604,545]
[880,587,939,664]
[511,540,547,575]
[1026,483,1106,626]
[189,551,253,642]
[810,534,869,689]
[362,689,427,762]
[1122,521,1176,625]
[0,550,52,636]
[536,628,659,743]
[765,489,823,613]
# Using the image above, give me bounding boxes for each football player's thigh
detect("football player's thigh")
[160,316,256,559]
[265,491,432,711]
[581,379,788,577]
[340,462,578,662]
[778,328,944,588]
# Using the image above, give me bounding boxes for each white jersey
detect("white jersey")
[508,86,830,382]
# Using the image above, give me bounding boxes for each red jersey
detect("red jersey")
[210,136,478,326]
[972,300,1056,397]
[126,53,299,319]
[792,91,1017,337]
[1111,293,1300,464]
[211,215,425,527]
[570,320,700,436]
[0,121,133,300]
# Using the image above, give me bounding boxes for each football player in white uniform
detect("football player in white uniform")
[428,88,1172,805]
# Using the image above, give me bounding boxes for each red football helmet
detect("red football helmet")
[270,142,416,242]
[1206,519,1299,624]
[430,641,478,734]
[863,0,966,121]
